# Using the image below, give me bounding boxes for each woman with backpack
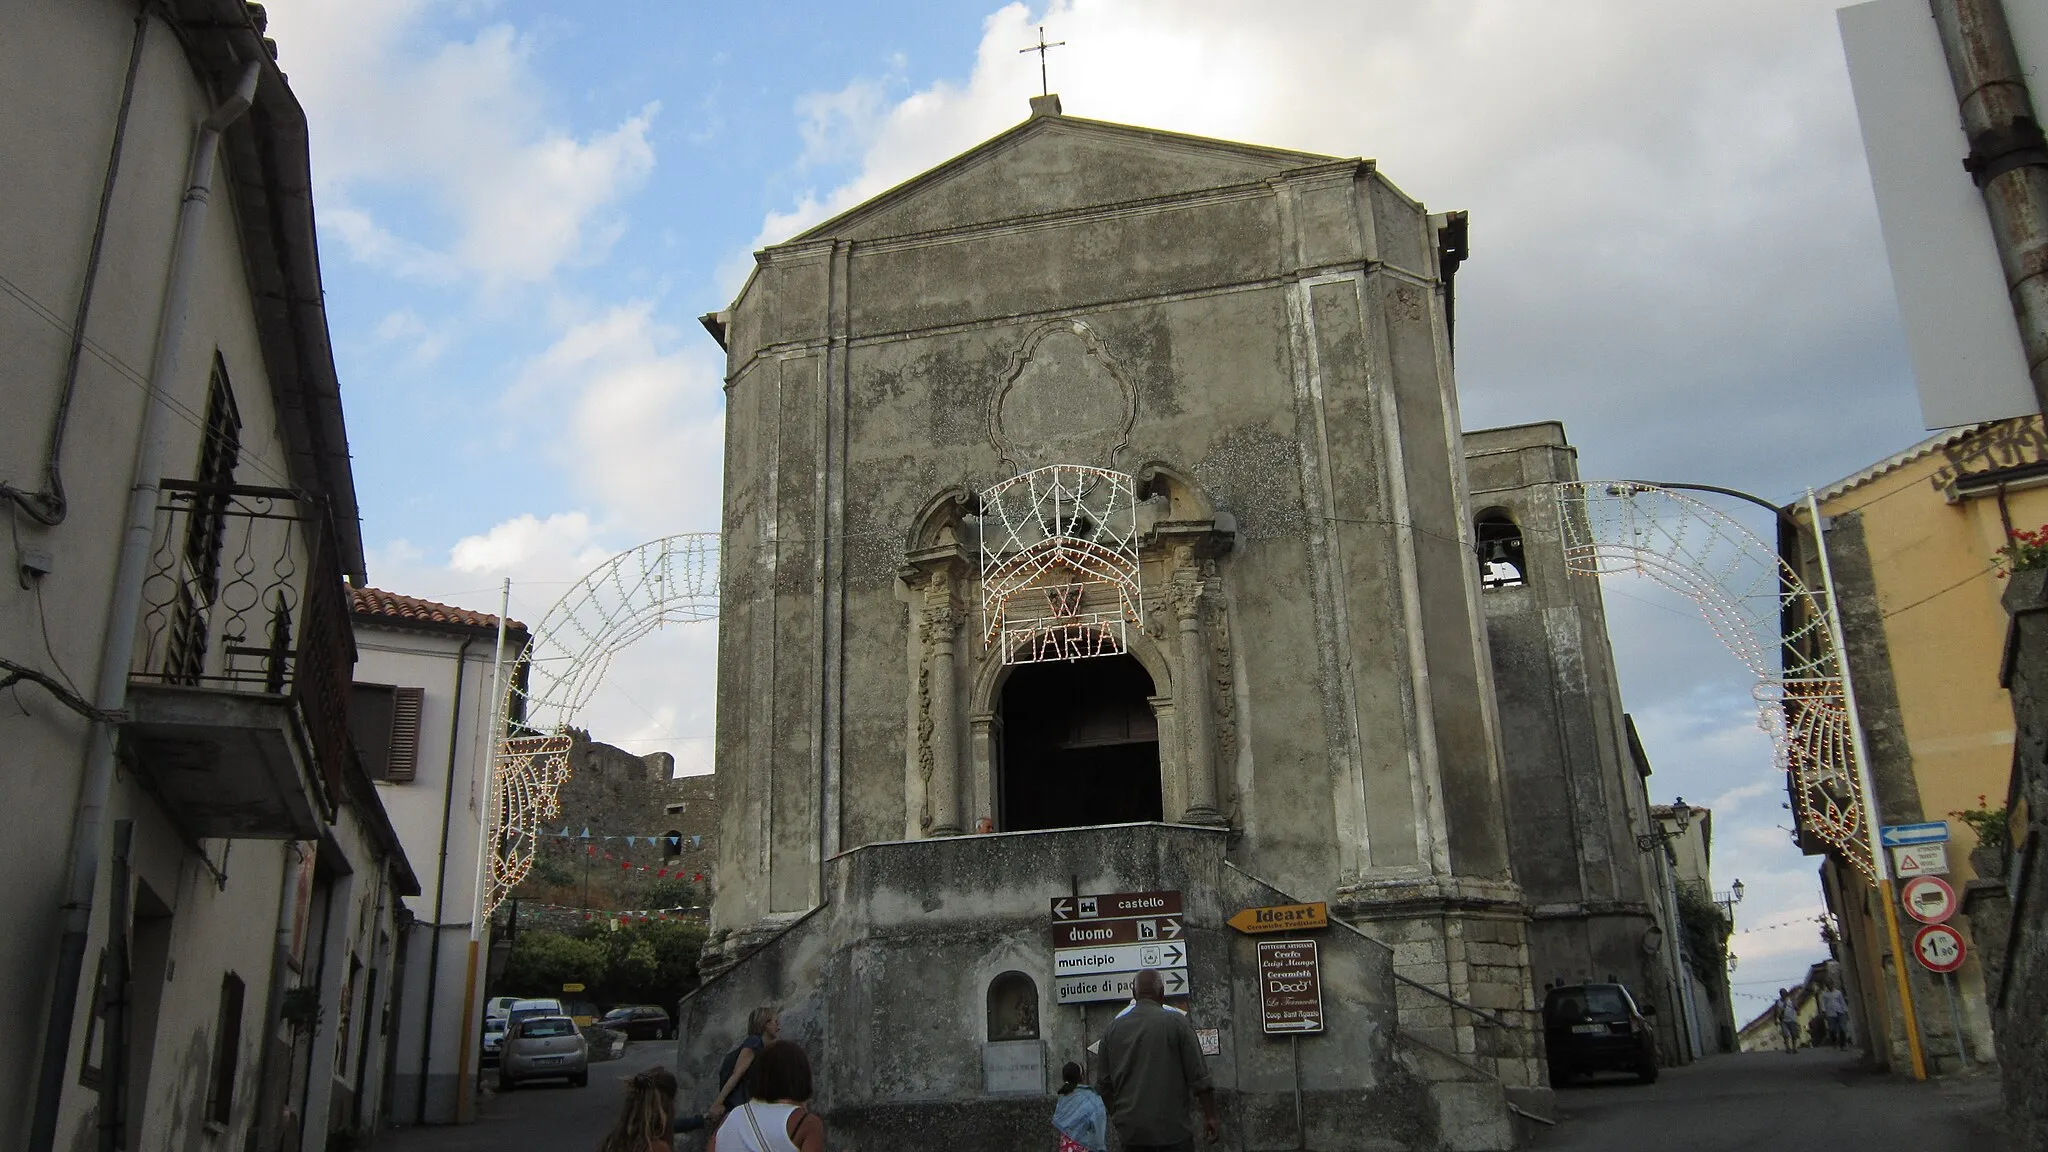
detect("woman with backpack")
[708,1006,779,1126]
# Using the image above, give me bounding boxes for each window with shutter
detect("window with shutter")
[387,686,423,781]
[349,683,425,782]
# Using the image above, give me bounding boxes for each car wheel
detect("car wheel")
[498,1074,515,1092]
[573,1072,589,1088]
[1548,1063,1572,1089]
[661,1026,672,1040]
[1637,1060,1659,1085]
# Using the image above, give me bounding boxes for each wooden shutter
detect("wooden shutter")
[386,687,424,782]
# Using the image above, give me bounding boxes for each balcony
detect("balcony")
[123,481,355,840]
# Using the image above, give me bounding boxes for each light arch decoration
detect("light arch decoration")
[979,464,1143,664]
[482,533,719,916]
[1554,481,1874,879]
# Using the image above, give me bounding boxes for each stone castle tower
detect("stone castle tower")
[687,97,1540,1149]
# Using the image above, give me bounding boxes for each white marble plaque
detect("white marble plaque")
[983,1040,1046,1095]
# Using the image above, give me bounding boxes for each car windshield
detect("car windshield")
[484,1019,506,1033]
[520,1018,576,1038]
[1547,987,1629,1021]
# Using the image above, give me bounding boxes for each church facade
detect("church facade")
[683,96,1549,1149]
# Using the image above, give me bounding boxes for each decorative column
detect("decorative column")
[922,572,965,836]
[1171,553,1224,825]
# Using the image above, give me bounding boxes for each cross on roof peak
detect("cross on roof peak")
[1019,25,1066,98]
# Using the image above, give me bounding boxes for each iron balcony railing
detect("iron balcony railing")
[132,480,357,804]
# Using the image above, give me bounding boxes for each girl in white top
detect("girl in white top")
[709,1039,825,1152]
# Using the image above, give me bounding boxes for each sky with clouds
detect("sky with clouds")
[262,0,1935,1009]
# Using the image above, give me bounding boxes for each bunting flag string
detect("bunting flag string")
[564,843,708,883]
[537,828,708,850]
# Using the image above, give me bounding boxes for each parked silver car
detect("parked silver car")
[498,1015,588,1089]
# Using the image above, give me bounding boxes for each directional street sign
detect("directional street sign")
[1050,890,1189,1004]
[1227,902,1328,935]
[1880,822,1950,848]
[1055,967,1188,1005]
[1053,916,1182,948]
[1912,923,1967,974]
[1893,843,1950,877]
[1050,890,1183,921]
[1901,876,1957,925]
[1052,942,1187,977]
[1257,939,1324,1034]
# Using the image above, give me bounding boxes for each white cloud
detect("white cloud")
[264,0,657,286]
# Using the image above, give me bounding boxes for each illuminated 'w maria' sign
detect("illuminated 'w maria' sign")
[980,465,1143,665]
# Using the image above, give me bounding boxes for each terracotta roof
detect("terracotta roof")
[1810,423,1993,506]
[350,587,526,634]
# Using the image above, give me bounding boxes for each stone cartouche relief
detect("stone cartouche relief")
[987,318,1139,473]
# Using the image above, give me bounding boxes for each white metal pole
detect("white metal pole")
[470,578,512,941]
[1804,490,1927,1079]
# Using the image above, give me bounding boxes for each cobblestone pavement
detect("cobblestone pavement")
[368,1037,679,1152]
[1531,1046,2007,1152]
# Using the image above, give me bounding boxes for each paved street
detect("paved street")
[369,1038,677,1152]
[1532,1048,2006,1152]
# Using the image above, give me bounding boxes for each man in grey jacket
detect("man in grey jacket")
[1097,969,1221,1150]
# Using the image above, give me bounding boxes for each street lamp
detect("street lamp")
[1636,796,1693,852]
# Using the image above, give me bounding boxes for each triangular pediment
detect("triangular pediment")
[785,111,1349,245]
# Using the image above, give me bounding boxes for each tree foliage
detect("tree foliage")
[495,919,708,1009]
[1675,886,1730,988]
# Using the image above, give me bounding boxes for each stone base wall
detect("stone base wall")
[677,825,1487,1151]
[1337,881,1540,1089]
[1995,575,2048,1150]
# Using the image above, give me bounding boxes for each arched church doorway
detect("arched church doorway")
[998,655,1161,831]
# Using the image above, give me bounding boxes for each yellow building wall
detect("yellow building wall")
[1814,417,2047,1070]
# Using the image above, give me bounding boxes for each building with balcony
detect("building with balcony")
[348,589,527,1126]
[0,4,411,1150]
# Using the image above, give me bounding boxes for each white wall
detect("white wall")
[0,4,327,1148]
[354,623,516,1124]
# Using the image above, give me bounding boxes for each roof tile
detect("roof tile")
[350,586,527,634]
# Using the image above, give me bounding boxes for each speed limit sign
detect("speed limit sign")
[1912,923,1967,974]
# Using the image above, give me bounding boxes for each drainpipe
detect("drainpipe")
[28,58,263,1152]
[1929,0,2048,413]
[3,5,149,525]
[415,635,474,1124]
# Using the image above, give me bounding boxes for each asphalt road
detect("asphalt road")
[371,1040,2008,1151]
[1531,1047,2007,1152]
[369,1038,680,1152]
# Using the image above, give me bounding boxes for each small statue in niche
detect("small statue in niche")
[988,972,1041,1040]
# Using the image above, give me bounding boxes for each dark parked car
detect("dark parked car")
[600,1004,674,1041]
[1543,982,1658,1086]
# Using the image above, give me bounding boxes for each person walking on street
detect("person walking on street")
[598,1066,680,1152]
[1819,986,1851,1049]
[1097,969,1222,1151]
[1775,991,1801,1053]
[1052,1060,1108,1152]
[709,1040,826,1152]
[709,1006,780,1127]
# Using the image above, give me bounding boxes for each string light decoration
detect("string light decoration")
[481,533,720,917]
[979,465,1143,664]
[1554,481,1875,879]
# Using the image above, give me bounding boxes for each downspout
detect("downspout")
[415,635,474,1124]
[2,4,148,525]
[1929,0,2048,413]
[29,58,263,1152]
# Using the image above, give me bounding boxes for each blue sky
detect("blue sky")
[265,0,1941,1010]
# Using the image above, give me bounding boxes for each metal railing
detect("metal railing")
[132,480,355,804]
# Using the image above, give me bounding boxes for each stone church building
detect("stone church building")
[678,96,1652,1150]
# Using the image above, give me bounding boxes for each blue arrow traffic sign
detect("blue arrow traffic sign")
[1879,822,1950,847]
